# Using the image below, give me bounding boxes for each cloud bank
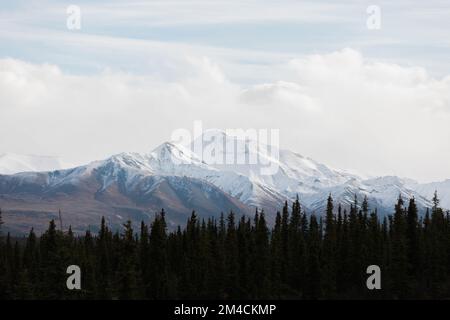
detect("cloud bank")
[1,49,450,182]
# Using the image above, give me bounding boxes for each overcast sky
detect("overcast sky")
[1,0,450,182]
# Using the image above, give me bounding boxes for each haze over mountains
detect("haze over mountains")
[0,153,69,175]
[0,130,447,234]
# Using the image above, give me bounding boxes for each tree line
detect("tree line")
[1,192,450,300]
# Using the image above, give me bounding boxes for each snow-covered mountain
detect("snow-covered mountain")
[180,130,433,214]
[61,129,434,215]
[407,179,450,210]
[186,130,359,210]
[0,153,69,174]
[0,148,253,234]
[0,130,446,234]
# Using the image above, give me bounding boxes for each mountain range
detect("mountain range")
[0,130,447,234]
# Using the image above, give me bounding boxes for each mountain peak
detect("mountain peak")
[150,141,204,166]
[106,152,153,173]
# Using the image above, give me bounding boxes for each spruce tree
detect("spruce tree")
[252,210,270,298]
[390,195,410,298]
[306,215,321,299]
[237,215,251,298]
[280,201,290,281]
[270,211,283,298]
[406,198,420,283]
[38,220,66,299]
[287,197,306,296]
[96,217,112,299]
[23,228,38,297]
[116,221,138,299]
[224,211,239,298]
[428,192,447,297]
[322,194,337,298]
[148,211,169,299]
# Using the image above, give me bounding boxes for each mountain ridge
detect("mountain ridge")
[0,131,447,234]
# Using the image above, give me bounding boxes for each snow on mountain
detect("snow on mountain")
[180,130,432,213]
[181,130,353,208]
[0,153,69,175]
[0,149,253,234]
[0,130,442,224]
[63,130,435,214]
[360,176,432,211]
[407,179,450,210]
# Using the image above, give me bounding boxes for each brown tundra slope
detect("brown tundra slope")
[0,162,253,235]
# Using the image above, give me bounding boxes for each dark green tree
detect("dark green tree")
[322,194,337,298]
[148,211,169,299]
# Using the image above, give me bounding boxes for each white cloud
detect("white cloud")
[1,49,450,183]
[240,81,318,112]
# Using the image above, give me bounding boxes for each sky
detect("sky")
[1,0,450,182]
